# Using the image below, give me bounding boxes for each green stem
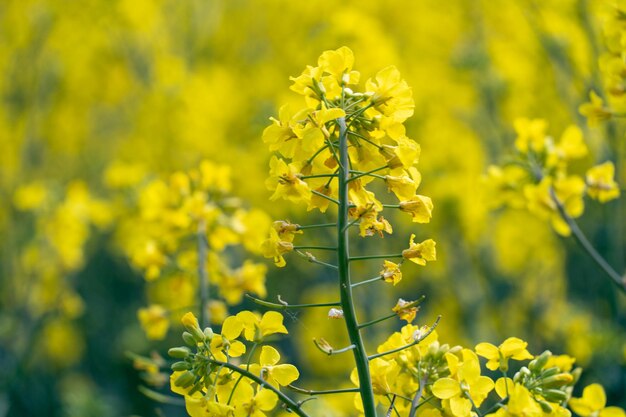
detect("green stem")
[208,358,310,417]
[227,343,259,405]
[197,220,209,329]
[368,316,441,360]
[408,376,428,417]
[293,245,337,251]
[288,385,359,395]
[336,116,377,417]
[550,187,626,293]
[351,275,383,288]
[358,296,425,329]
[300,174,337,180]
[350,254,403,261]
[311,189,340,205]
[297,223,336,230]
[294,250,339,270]
[348,166,389,182]
[245,294,341,309]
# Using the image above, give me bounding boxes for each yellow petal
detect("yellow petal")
[255,389,278,411]
[431,378,460,399]
[221,316,243,340]
[601,407,626,417]
[475,343,499,361]
[260,345,280,366]
[270,364,300,386]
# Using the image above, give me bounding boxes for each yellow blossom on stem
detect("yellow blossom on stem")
[137,304,170,340]
[569,384,626,417]
[380,260,402,285]
[266,156,311,203]
[249,345,300,387]
[432,349,494,417]
[402,234,436,265]
[392,298,418,322]
[586,162,620,203]
[475,337,533,371]
[399,195,433,223]
[385,174,418,201]
[261,228,294,267]
[579,91,612,127]
[514,118,548,153]
[236,311,288,342]
[231,383,278,417]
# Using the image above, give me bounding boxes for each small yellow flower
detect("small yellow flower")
[402,234,436,266]
[399,195,433,223]
[385,174,418,201]
[514,118,548,153]
[569,384,626,417]
[249,345,300,387]
[137,305,170,340]
[236,311,288,342]
[579,91,612,127]
[432,349,494,417]
[265,156,311,203]
[586,162,620,203]
[261,228,294,268]
[392,298,418,322]
[475,337,533,371]
[380,260,402,285]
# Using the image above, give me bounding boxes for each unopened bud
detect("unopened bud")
[542,389,568,403]
[182,332,196,346]
[529,350,551,372]
[537,400,553,414]
[168,346,191,359]
[542,373,574,388]
[174,370,196,388]
[203,327,214,340]
[171,361,191,371]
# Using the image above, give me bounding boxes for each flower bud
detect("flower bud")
[203,327,214,340]
[182,332,196,346]
[529,350,551,372]
[542,389,568,403]
[168,346,191,359]
[174,370,196,388]
[542,373,573,388]
[537,400,553,414]
[171,361,191,371]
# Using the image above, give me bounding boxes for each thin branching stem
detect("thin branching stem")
[287,385,359,396]
[368,316,441,360]
[350,254,404,261]
[336,116,377,417]
[550,187,626,293]
[197,220,209,328]
[208,358,311,417]
[245,294,340,310]
[311,189,340,205]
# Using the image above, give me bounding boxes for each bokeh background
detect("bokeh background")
[1,0,625,416]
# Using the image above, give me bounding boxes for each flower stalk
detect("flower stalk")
[336,116,377,417]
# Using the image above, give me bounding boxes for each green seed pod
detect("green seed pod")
[171,361,191,371]
[182,332,196,347]
[168,346,192,359]
[542,389,568,403]
[570,367,582,385]
[537,400,553,414]
[174,370,196,388]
